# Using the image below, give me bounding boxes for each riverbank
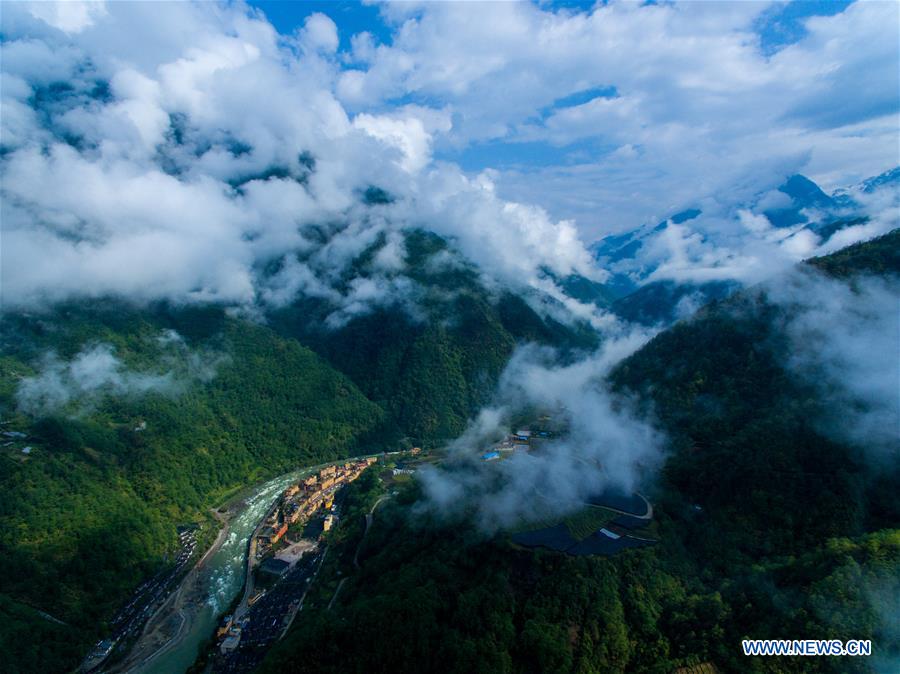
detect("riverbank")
[232,493,280,623]
[105,454,383,673]
[106,509,234,673]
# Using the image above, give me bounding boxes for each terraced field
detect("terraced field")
[509,496,655,557]
[563,506,617,540]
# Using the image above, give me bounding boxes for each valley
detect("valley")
[94,455,381,674]
[2,2,898,671]
[0,230,896,674]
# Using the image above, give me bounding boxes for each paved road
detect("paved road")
[353,496,388,569]
[327,578,347,611]
[213,551,325,673]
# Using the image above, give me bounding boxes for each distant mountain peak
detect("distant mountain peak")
[778,174,832,205]
[590,169,897,325]
[859,166,900,194]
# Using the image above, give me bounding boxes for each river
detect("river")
[132,469,307,674]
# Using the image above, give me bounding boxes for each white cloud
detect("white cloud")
[18,343,170,414]
[419,331,662,530]
[299,12,339,54]
[764,268,900,457]
[0,1,614,328]
[353,106,451,173]
[15,332,228,416]
[334,0,896,242]
[28,1,107,35]
[0,0,896,325]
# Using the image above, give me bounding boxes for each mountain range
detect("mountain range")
[0,219,896,672]
[0,227,598,672]
[589,167,899,326]
[259,229,900,674]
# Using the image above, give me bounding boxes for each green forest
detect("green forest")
[0,305,386,672]
[0,229,590,672]
[269,229,598,441]
[259,230,900,674]
[1,230,897,672]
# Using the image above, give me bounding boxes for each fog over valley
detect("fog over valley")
[0,2,897,674]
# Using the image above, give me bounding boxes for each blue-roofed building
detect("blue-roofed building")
[482,451,500,461]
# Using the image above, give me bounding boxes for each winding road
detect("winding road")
[353,495,389,570]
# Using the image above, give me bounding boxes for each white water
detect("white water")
[136,470,305,674]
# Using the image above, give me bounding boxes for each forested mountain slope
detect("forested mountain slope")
[261,231,899,674]
[611,229,900,551]
[270,229,599,442]
[0,303,385,672]
[0,228,602,672]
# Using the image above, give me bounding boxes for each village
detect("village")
[480,418,559,462]
[256,455,378,561]
[213,456,378,668]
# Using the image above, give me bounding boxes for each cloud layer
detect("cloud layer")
[765,268,900,457]
[419,332,662,531]
[16,330,226,416]
[353,1,897,237]
[0,1,599,324]
[2,1,897,322]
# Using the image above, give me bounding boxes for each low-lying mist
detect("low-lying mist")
[416,252,900,532]
[15,329,228,416]
[417,329,664,532]
[765,266,900,459]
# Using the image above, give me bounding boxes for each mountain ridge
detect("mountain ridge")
[0,229,602,672]
[255,229,900,674]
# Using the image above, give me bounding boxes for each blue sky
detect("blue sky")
[251,0,392,50]
[1,0,897,312]
[253,1,856,57]
[755,0,854,55]
[242,0,894,224]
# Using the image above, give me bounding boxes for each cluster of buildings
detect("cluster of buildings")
[482,429,551,461]
[217,614,246,655]
[218,458,378,660]
[256,457,377,554]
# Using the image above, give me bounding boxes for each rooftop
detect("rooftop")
[259,557,290,575]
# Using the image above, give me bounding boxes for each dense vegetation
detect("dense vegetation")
[610,279,739,326]
[270,230,597,442]
[0,303,385,673]
[263,493,898,674]
[805,228,900,278]
[0,229,597,672]
[2,229,896,672]
[260,230,899,674]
